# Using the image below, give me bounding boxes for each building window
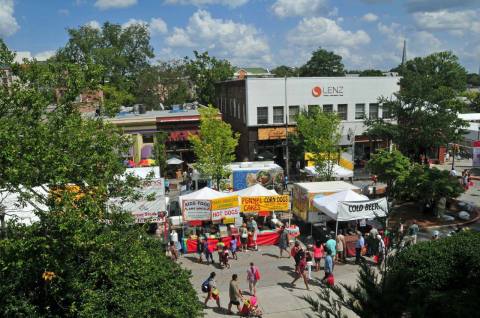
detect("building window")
[323,104,333,112]
[289,105,299,123]
[382,105,391,119]
[257,107,268,125]
[308,105,320,114]
[369,103,379,119]
[355,104,365,120]
[142,134,154,143]
[337,104,348,120]
[273,106,284,124]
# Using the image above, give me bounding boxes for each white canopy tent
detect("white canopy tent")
[234,183,277,197]
[1,186,48,226]
[304,165,353,179]
[312,190,388,234]
[179,187,230,208]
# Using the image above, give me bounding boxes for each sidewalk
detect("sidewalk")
[181,245,359,318]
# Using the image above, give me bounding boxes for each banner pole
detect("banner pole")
[335,220,339,236]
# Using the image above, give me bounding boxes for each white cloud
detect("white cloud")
[94,0,137,10]
[165,10,271,65]
[288,17,371,48]
[0,0,19,37]
[413,9,480,34]
[85,20,101,29]
[14,50,56,63]
[164,0,248,8]
[271,0,328,18]
[362,13,379,22]
[149,18,168,35]
[406,0,480,13]
[122,18,168,35]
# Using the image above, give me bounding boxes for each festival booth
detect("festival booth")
[180,187,241,253]
[303,165,353,180]
[313,190,388,257]
[235,184,299,247]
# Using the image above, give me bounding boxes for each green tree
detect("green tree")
[467,73,480,87]
[359,69,385,77]
[189,106,239,189]
[0,39,15,66]
[271,65,298,77]
[102,84,135,116]
[368,52,468,160]
[294,108,341,180]
[153,131,168,178]
[135,60,192,109]
[305,231,480,318]
[367,149,411,196]
[185,51,234,105]
[299,48,345,77]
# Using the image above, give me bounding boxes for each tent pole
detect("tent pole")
[335,220,339,237]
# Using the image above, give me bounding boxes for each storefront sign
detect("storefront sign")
[211,195,239,211]
[211,207,240,221]
[183,199,211,221]
[132,211,164,224]
[258,127,296,140]
[241,195,289,212]
[312,85,344,97]
[337,198,388,222]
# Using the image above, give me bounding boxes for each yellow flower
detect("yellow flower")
[42,271,56,282]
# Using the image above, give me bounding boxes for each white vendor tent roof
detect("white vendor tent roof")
[234,184,277,197]
[179,187,230,207]
[304,165,353,179]
[124,167,160,179]
[167,157,183,165]
[1,186,48,226]
[313,190,368,220]
[295,181,360,193]
[109,179,166,215]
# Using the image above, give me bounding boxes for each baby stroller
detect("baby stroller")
[240,296,263,317]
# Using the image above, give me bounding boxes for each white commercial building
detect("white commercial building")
[215,77,400,170]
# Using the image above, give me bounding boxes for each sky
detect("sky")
[1,0,479,72]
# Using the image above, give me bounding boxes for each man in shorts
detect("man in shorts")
[228,274,243,314]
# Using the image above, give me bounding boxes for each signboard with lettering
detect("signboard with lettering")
[258,127,296,141]
[473,141,480,167]
[312,85,344,97]
[211,195,239,211]
[183,199,211,221]
[337,198,388,222]
[212,206,241,221]
[241,195,289,213]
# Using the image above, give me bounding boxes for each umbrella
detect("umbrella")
[145,159,156,165]
[138,159,150,167]
[167,157,183,165]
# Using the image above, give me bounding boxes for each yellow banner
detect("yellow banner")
[241,195,289,212]
[211,195,239,211]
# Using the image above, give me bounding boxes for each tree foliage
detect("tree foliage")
[271,65,298,77]
[0,42,201,317]
[359,69,385,77]
[467,73,480,87]
[189,106,239,189]
[367,149,411,196]
[306,231,480,318]
[368,52,468,159]
[294,108,341,180]
[299,48,345,77]
[153,131,168,178]
[185,51,234,105]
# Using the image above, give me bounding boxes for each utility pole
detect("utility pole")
[284,76,290,181]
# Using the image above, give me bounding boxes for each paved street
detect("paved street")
[181,245,360,318]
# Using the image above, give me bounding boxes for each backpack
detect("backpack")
[294,249,305,264]
[201,278,211,293]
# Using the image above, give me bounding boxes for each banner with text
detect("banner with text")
[241,195,289,213]
[337,198,388,222]
[212,206,240,221]
[183,199,212,221]
[211,195,240,221]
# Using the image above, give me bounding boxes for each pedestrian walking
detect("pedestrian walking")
[336,230,346,263]
[306,245,314,280]
[203,239,214,264]
[325,234,336,268]
[313,240,324,272]
[377,234,386,268]
[168,241,178,261]
[247,262,260,296]
[322,250,334,284]
[291,241,301,269]
[228,274,243,315]
[248,217,258,251]
[278,226,289,258]
[230,235,238,260]
[202,272,221,309]
[355,232,365,264]
[197,237,204,263]
[240,223,249,252]
[164,178,170,194]
[408,219,419,245]
[291,248,310,290]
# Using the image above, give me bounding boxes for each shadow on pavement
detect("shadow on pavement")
[277,265,295,272]
[261,252,279,259]
[277,282,295,291]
